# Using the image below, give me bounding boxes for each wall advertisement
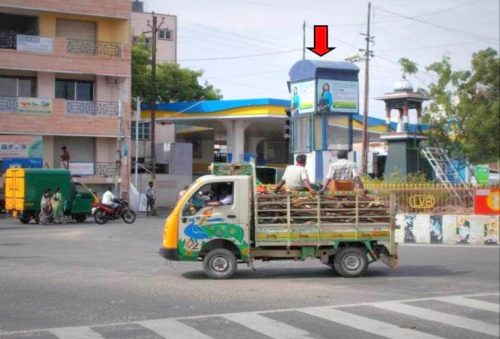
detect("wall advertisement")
[290,80,315,115]
[17,97,52,114]
[0,135,43,159]
[317,79,358,113]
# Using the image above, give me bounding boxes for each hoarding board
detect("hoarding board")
[290,80,315,114]
[317,79,358,113]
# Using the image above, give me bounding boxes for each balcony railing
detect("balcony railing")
[0,32,16,49]
[0,96,52,114]
[65,100,119,116]
[67,39,121,58]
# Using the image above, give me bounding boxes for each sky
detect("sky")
[145,0,499,121]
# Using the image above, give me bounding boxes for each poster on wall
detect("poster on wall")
[484,217,499,245]
[455,215,489,244]
[475,188,500,215]
[415,214,430,243]
[317,79,358,113]
[0,135,43,159]
[430,215,443,244]
[404,214,416,243]
[290,80,315,114]
[17,35,53,53]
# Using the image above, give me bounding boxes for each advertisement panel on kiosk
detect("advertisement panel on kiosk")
[290,80,315,115]
[316,79,358,113]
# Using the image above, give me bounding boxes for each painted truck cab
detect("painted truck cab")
[161,175,251,263]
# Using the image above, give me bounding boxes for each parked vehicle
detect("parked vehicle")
[4,168,94,223]
[93,198,136,225]
[159,162,398,279]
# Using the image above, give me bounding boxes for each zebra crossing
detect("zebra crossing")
[1,292,498,339]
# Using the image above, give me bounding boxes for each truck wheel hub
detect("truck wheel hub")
[344,255,360,270]
[212,256,229,272]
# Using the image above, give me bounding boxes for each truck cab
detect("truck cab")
[160,163,398,279]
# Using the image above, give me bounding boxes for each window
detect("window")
[55,79,94,101]
[0,76,36,97]
[131,121,150,141]
[183,182,234,216]
[158,29,172,40]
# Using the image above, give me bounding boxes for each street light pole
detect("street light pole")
[148,12,164,180]
[360,2,373,176]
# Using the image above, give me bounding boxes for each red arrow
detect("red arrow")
[307,25,335,57]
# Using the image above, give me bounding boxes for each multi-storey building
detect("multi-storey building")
[0,0,131,194]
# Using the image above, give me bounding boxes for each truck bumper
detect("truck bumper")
[159,247,179,261]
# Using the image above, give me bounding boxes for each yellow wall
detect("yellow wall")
[38,13,129,44]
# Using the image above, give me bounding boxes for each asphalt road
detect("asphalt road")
[0,214,498,338]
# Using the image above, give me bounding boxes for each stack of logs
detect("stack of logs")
[256,187,392,225]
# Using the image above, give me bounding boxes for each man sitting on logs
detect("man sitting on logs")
[319,150,364,194]
[275,154,316,193]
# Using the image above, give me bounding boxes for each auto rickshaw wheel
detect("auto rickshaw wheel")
[75,214,87,223]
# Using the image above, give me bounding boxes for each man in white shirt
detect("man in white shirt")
[207,187,233,206]
[275,154,315,193]
[102,187,118,208]
[319,150,363,193]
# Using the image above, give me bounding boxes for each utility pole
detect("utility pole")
[360,2,373,176]
[147,12,164,180]
[302,20,306,59]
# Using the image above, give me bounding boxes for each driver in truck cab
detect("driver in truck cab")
[206,186,233,206]
[275,154,315,193]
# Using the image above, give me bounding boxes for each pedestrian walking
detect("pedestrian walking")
[52,187,64,224]
[39,189,53,225]
[146,181,157,216]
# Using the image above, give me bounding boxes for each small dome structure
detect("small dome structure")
[394,76,414,92]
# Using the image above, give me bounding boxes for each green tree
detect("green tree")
[398,57,418,76]
[422,48,499,164]
[131,37,222,104]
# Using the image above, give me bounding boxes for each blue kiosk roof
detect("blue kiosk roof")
[289,59,360,82]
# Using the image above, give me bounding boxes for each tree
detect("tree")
[131,37,222,104]
[398,57,418,76]
[421,48,499,164]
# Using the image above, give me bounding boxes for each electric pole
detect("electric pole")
[147,12,164,180]
[360,2,373,176]
[302,20,306,59]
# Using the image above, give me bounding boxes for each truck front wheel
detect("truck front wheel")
[203,248,237,279]
[334,247,368,278]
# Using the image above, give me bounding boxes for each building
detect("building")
[131,0,177,63]
[0,0,132,194]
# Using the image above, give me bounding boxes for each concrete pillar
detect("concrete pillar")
[222,120,250,162]
[385,104,391,132]
[397,108,404,132]
[402,104,409,132]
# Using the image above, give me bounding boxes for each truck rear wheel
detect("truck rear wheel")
[334,247,368,278]
[75,214,87,223]
[203,248,237,279]
[19,216,31,224]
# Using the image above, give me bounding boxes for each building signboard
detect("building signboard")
[69,162,95,176]
[17,97,52,114]
[0,135,43,159]
[17,35,53,53]
[475,164,489,185]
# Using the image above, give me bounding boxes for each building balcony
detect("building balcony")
[0,0,131,19]
[0,97,123,137]
[0,34,130,77]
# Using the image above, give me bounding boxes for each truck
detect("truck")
[4,168,95,224]
[160,163,398,279]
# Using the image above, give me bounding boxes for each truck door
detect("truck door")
[5,168,25,215]
[178,178,250,256]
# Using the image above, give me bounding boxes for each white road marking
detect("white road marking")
[138,319,213,339]
[373,301,500,337]
[1,292,498,338]
[300,307,442,339]
[49,326,105,339]
[224,312,313,339]
[436,296,500,313]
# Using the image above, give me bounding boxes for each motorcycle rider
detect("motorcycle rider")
[102,187,119,210]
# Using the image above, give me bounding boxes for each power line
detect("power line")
[178,48,301,62]
[374,5,498,42]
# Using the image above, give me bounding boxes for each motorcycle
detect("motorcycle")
[93,198,136,225]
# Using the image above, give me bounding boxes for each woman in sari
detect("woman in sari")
[39,190,53,225]
[52,187,64,224]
